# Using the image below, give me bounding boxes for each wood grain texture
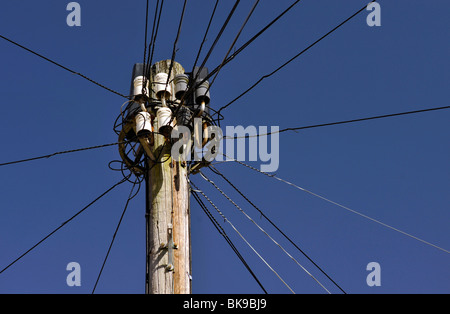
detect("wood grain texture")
[145,60,191,294]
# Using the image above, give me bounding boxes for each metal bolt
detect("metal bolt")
[166,264,174,272]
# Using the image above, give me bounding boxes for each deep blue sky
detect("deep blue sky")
[0,0,448,294]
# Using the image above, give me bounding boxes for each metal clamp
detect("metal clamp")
[159,224,178,272]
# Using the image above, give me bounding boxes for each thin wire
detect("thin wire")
[142,0,151,94]
[190,181,293,293]
[217,1,377,114]
[0,176,129,275]
[190,184,268,294]
[165,0,188,91]
[92,179,140,294]
[205,0,303,83]
[191,0,220,73]
[195,0,240,82]
[223,105,450,139]
[0,34,128,99]
[223,155,450,255]
[205,0,260,94]
[0,141,129,168]
[170,0,240,122]
[199,170,331,294]
[144,0,160,79]
[146,0,165,79]
[208,165,346,294]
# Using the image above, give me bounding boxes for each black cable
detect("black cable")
[176,0,220,127]
[142,0,151,94]
[146,0,165,79]
[205,0,260,94]
[142,0,164,102]
[191,0,220,74]
[194,0,240,82]
[206,0,302,83]
[0,176,129,275]
[0,141,129,168]
[208,165,346,294]
[143,0,150,68]
[165,0,188,89]
[224,105,450,140]
[217,0,377,115]
[92,179,140,294]
[0,34,129,99]
[190,187,268,294]
[170,0,240,123]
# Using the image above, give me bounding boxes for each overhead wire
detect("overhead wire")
[223,105,450,140]
[216,0,377,115]
[142,0,151,95]
[198,170,331,294]
[146,0,165,79]
[190,182,268,294]
[0,176,130,275]
[175,0,301,127]
[221,155,450,255]
[193,0,241,83]
[204,0,303,84]
[176,0,300,127]
[0,34,129,99]
[190,180,287,293]
[0,141,130,168]
[204,0,261,95]
[169,0,241,124]
[92,178,141,294]
[208,165,346,294]
[164,0,188,92]
[182,0,303,124]
[191,0,220,74]
[169,0,240,127]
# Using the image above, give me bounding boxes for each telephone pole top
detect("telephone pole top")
[117,60,213,294]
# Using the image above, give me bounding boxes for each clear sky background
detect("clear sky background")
[0,0,448,294]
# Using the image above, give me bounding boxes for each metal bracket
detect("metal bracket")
[159,224,178,272]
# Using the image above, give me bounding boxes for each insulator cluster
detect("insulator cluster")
[122,63,214,141]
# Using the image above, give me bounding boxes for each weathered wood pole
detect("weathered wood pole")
[145,60,191,294]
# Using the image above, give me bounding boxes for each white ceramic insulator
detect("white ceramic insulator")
[133,76,149,98]
[154,72,172,99]
[174,74,189,100]
[157,107,173,131]
[195,80,210,105]
[135,111,152,135]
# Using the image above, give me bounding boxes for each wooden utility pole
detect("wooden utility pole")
[145,60,191,294]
